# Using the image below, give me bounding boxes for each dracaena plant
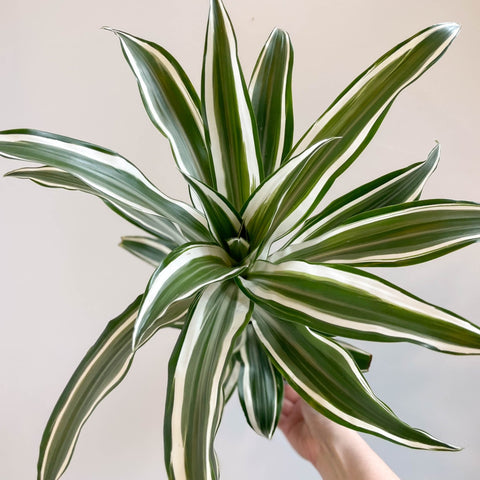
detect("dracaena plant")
[2,0,480,478]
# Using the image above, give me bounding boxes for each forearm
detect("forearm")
[312,426,400,480]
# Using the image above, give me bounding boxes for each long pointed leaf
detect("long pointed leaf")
[182,175,243,245]
[119,235,174,266]
[252,309,457,450]
[133,243,245,347]
[334,339,372,372]
[5,166,185,243]
[37,295,189,480]
[242,138,338,247]
[106,29,214,186]
[237,323,283,438]
[276,200,480,265]
[164,282,252,480]
[238,260,480,354]
[249,28,294,177]
[202,0,262,209]
[0,129,210,241]
[290,143,440,244]
[276,24,459,235]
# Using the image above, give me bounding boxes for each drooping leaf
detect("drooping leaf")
[249,28,294,177]
[237,323,284,438]
[275,200,480,266]
[164,282,252,480]
[334,339,372,372]
[242,138,338,248]
[238,260,480,354]
[120,236,175,266]
[290,143,440,244]
[252,308,457,450]
[5,165,185,243]
[0,129,210,241]
[37,295,189,480]
[105,29,214,186]
[133,243,245,347]
[222,355,241,403]
[202,0,262,209]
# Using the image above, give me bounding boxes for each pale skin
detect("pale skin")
[279,385,401,480]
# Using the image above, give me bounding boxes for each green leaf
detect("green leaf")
[237,324,284,438]
[0,129,210,241]
[281,24,459,226]
[222,355,241,403]
[105,29,214,187]
[290,143,440,244]
[120,236,175,266]
[249,28,294,177]
[202,0,262,209]
[334,339,372,372]
[182,175,243,245]
[5,166,185,242]
[37,295,189,480]
[164,282,252,479]
[239,260,480,354]
[242,138,338,248]
[252,308,457,450]
[276,200,480,266]
[133,243,246,347]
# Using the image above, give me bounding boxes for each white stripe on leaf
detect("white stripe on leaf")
[252,313,457,450]
[202,0,262,209]
[241,260,480,354]
[133,243,245,347]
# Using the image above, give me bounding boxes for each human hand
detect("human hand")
[279,384,400,479]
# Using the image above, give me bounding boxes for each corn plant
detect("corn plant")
[2,0,480,479]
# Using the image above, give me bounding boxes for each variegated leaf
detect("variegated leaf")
[120,236,175,266]
[106,29,214,186]
[249,28,294,177]
[242,138,338,248]
[0,129,209,241]
[334,339,372,372]
[237,323,283,438]
[182,175,243,245]
[275,200,480,266]
[252,309,457,450]
[133,243,245,347]
[202,0,262,209]
[5,166,185,243]
[276,24,459,237]
[164,282,252,479]
[290,143,440,244]
[238,260,480,354]
[222,355,241,403]
[37,295,189,480]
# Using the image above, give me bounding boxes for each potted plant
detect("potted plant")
[2,0,479,478]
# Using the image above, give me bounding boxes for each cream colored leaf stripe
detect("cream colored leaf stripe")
[133,243,245,347]
[242,138,337,246]
[249,28,294,176]
[241,260,480,354]
[202,0,261,209]
[0,129,209,241]
[292,23,459,155]
[165,282,252,479]
[252,312,457,450]
[291,143,440,245]
[275,200,480,265]
[6,165,186,243]
[106,29,213,186]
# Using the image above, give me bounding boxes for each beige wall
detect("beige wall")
[1,0,480,478]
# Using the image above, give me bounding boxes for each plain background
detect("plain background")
[1,0,480,478]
